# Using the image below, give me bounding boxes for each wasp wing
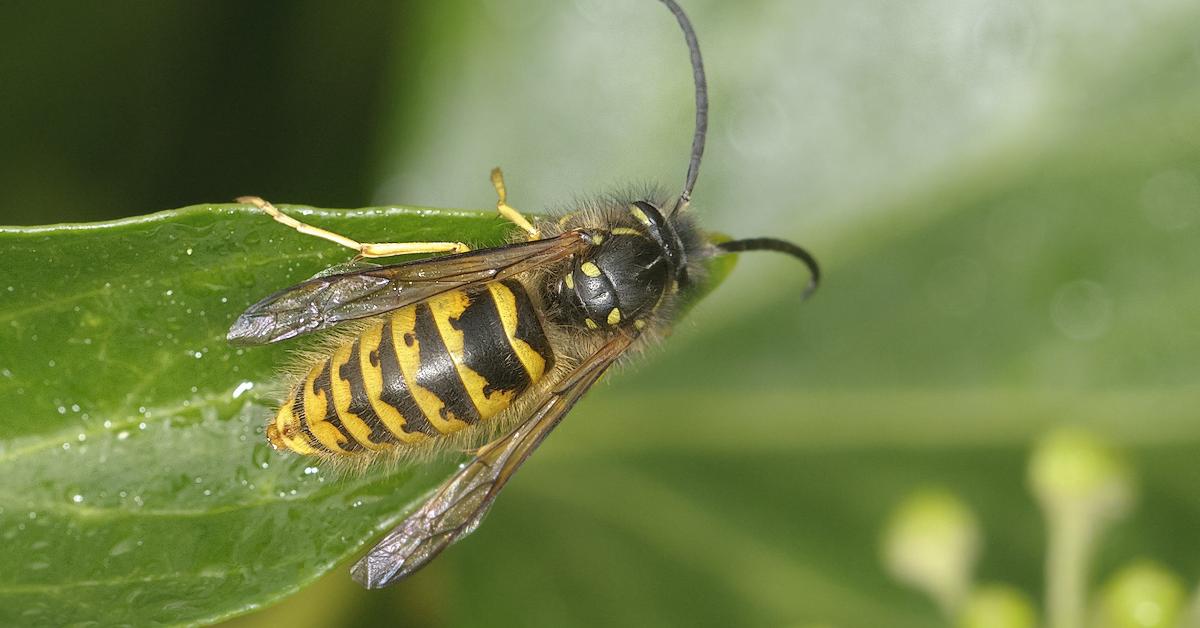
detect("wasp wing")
[227,230,593,345]
[350,333,635,588]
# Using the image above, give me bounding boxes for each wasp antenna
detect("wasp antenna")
[659,0,708,213]
[717,237,821,299]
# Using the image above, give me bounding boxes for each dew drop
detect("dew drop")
[231,381,254,398]
[251,442,272,469]
[108,537,136,557]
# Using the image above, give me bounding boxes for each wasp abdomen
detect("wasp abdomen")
[269,280,554,456]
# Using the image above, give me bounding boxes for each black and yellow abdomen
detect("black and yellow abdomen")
[267,279,555,456]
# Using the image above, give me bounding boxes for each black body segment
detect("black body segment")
[339,338,402,446]
[413,303,482,425]
[451,287,532,396]
[374,320,439,438]
[311,359,365,453]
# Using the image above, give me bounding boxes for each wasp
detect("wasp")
[227,0,820,589]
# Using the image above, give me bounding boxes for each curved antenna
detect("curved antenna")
[658,0,708,210]
[717,237,821,300]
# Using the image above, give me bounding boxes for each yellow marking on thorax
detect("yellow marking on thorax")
[580,262,602,277]
[328,342,383,450]
[302,362,352,453]
[487,282,548,381]
[629,204,652,226]
[388,307,468,435]
[429,290,515,419]
[610,227,642,236]
[273,392,315,455]
[357,324,428,444]
[607,308,622,325]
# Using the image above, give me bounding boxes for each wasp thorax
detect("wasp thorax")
[554,230,671,331]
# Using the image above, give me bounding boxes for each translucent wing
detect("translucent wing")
[227,229,595,345]
[350,332,635,588]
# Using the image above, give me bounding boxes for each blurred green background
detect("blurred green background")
[2,0,1199,626]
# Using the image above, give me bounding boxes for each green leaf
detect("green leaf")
[3,205,738,625]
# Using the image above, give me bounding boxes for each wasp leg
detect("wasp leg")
[490,168,540,240]
[237,196,470,258]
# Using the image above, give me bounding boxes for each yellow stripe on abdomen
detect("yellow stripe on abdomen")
[488,282,548,382]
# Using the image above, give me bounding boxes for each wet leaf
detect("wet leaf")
[0,205,745,626]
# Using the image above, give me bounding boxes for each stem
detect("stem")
[1045,509,1095,628]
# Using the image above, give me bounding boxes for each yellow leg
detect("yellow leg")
[490,168,540,240]
[237,196,470,258]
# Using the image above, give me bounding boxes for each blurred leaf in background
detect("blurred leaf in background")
[2,0,1199,627]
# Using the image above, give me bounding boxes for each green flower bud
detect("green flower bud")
[882,488,981,616]
[958,584,1038,628]
[1097,560,1185,628]
[1028,427,1133,520]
